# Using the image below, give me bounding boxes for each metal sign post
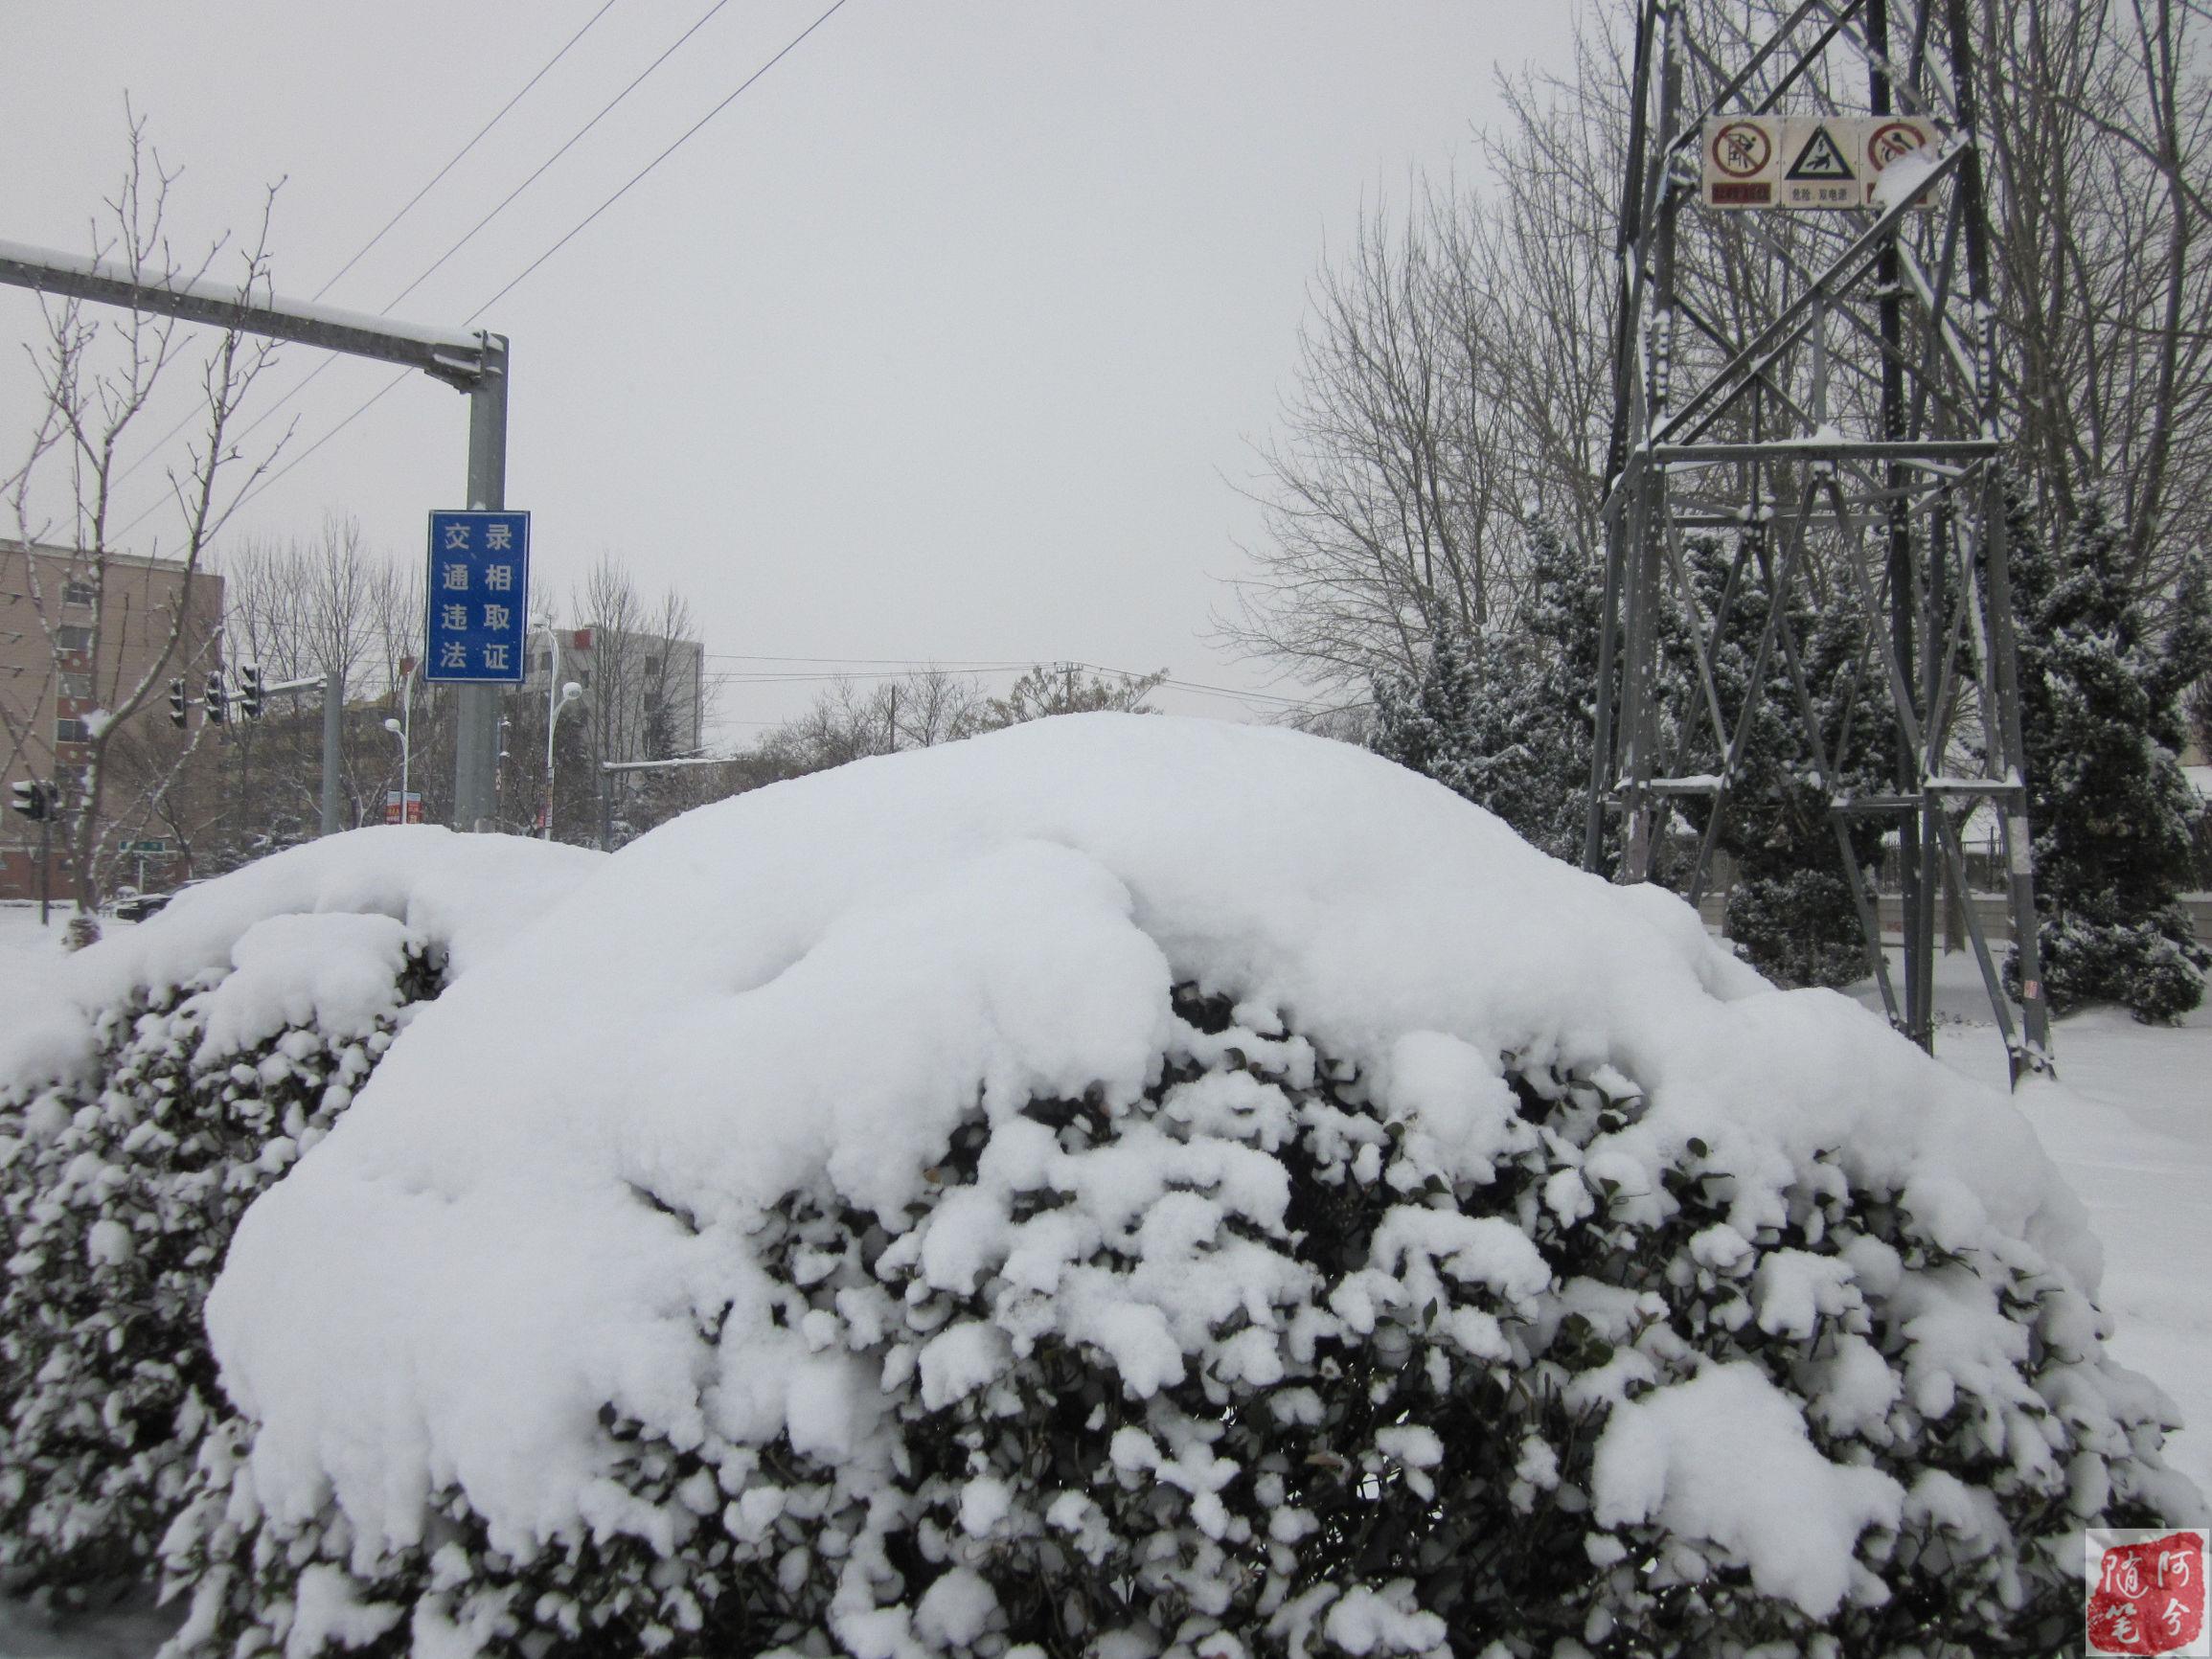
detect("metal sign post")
[455,343,512,831]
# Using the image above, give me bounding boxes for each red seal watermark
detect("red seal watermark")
[2088,1529,2208,1656]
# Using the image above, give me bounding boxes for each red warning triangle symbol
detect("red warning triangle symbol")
[1786,126,1855,180]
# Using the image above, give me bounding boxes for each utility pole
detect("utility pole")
[231,670,346,834]
[321,669,345,835]
[0,239,511,834]
[452,338,510,830]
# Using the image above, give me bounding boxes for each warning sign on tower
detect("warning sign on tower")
[1699,115,1944,211]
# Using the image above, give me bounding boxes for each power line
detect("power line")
[127,0,851,540]
[314,0,626,303]
[107,0,626,515]
[468,0,853,322]
[390,0,742,318]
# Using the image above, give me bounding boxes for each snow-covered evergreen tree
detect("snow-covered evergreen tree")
[1369,528,1901,989]
[1367,528,1606,868]
[1681,539,1891,989]
[2009,498,2212,1021]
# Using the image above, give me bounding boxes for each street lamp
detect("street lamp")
[540,626,587,843]
[545,681,582,840]
[381,718,411,824]
[394,656,415,812]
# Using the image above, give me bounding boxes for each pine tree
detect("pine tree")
[1670,537,1889,989]
[2009,498,2211,1021]
[1514,527,1613,865]
[1366,529,1608,867]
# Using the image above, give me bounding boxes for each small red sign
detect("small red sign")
[1710,120,1771,177]
[1864,119,1931,172]
[2088,1530,2207,1656]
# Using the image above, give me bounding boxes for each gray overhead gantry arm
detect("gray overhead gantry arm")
[0,239,511,830]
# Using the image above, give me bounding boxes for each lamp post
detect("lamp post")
[389,656,416,819]
[541,625,583,843]
[381,718,411,824]
[545,681,582,841]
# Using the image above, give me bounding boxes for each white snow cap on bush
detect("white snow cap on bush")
[205,716,2109,1597]
[0,828,604,1087]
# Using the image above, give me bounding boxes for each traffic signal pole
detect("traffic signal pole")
[0,239,511,833]
[9,781,58,924]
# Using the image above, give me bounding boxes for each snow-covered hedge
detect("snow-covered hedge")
[0,831,603,1603]
[19,720,2200,1657]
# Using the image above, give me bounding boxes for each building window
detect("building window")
[55,624,94,653]
[62,580,97,607]
[54,717,91,745]
[58,671,93,700]
[644,654,663,675]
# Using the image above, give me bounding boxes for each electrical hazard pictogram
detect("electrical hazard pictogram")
[1785,125,1856,180]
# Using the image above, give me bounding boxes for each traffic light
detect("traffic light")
[9,780,54,821]
[169,678,188,729]
[239,662,263,719]
[204,670,227,725]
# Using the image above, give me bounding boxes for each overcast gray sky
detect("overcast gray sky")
[3,2,1576,737]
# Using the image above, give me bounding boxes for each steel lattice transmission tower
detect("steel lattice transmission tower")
[1585,0,2052,1080]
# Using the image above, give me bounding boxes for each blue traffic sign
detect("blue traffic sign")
[424,511,530,684]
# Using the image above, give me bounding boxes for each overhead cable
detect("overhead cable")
[130,0,852,536]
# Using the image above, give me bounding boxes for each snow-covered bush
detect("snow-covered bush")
[0,927,439,1600]
[114,720,2201,1658]
[0,830,603,1604]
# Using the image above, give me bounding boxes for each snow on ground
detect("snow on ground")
[1849,948,2212,1499]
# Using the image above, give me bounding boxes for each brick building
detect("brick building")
[1,540,224,902]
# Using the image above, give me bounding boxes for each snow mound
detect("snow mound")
[0,828,604,1089]
[173,716,2190,1654]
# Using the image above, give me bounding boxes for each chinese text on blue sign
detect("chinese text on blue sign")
[424,511,530,684]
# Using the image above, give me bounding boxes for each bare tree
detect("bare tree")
[727,661,1164,791]
[1224,0,2212,705]
[209,514,420,856]
[1983,0,2212,594]
[3,116,288,921]
[568,554,716,843]
[1217,22,1629,699]
[975,663,1166,728]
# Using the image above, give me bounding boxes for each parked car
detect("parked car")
[108,890,171,921]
